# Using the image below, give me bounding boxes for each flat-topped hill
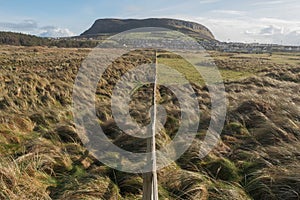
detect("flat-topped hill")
[80,18,215,41]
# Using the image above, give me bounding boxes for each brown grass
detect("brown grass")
[0,46,299,199]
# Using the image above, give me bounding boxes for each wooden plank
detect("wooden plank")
[142,51,159,200]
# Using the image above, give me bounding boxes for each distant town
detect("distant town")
[200,40,300,53]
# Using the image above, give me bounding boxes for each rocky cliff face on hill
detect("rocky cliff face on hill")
[81,18,215,41]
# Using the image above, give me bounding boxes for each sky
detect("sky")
[0,0,299,45]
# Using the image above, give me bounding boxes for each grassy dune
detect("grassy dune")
[0,45,299,199]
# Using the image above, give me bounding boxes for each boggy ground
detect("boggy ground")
[0,45,299,199]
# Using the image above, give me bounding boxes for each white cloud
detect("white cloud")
[259,25,283,35]
[188,16,300,45]
[252,0,285,6]
[260,17,299,24]
[39,26,75,38]
[199,0,220,4]
[0,20,37,32]
[212,10,246,16]
[245,24,300,45]
[0,19,75,38]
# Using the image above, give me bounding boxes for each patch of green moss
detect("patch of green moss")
[203,158,240,182]
[225,122,250,136]
[158,185,171,199]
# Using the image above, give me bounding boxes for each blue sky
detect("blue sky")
[0,0,299,45]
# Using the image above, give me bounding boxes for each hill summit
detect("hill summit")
[81,18,215,41]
